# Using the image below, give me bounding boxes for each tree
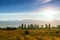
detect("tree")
[51,26,56,29]
[57,25,60,29]
[41,25,44,29]
[18,25,21,29]
[20,24,24,29]
[45,24,48,29]
[24,24,27,29]
[30,24,34,29]
[6,26,16,30]
[34,24,39,29]
[48,23,51,29]
[28,25,30,29]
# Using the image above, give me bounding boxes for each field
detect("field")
[0,29,60,40]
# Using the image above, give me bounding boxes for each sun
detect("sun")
[43,9,54,20]
[39,7,57,21]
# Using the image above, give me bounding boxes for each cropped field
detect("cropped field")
[0,29,60,40]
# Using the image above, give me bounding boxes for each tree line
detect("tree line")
[0,24,60,30]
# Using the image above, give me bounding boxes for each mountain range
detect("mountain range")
[0,20,60,27]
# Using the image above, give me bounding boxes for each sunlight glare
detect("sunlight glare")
[39,7,57,21]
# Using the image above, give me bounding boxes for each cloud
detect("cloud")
[42,0,53,3]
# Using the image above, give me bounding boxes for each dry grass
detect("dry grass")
[0,29,60,40]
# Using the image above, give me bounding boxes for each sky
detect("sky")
[0,0,60,21]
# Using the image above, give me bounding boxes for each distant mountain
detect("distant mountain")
[0,21,22,27]
[0,20,60,27]
[50,20,60,26]
[22,20,60,26]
